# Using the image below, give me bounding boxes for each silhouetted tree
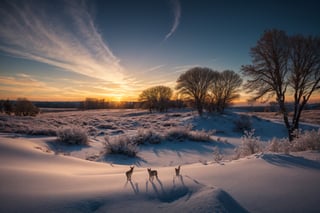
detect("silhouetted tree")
[14,98,39,116]
[242,29,320,141]
[82,98,108,109]
[3,99,13,115]
[176,67,219,116]
[288,34,320,133]
[139,86,173,112]
[208,70,243,113]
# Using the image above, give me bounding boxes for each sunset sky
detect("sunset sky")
[0,0,319,102]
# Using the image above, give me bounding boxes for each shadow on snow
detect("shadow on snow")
[262,153,320,170]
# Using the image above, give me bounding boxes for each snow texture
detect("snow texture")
[1,109,320,212]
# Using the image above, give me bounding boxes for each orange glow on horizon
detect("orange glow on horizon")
[1,88,319,105]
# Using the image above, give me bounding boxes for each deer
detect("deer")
[175,165,181,176]
[147,168,158,181]
[125,166,134,181]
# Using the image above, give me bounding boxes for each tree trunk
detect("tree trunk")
[288,128,294,142]
[195,98,203,116]
[278,98,293,141]
[197,104,203,116]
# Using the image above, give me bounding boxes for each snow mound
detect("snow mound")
[95,187,249,213]
[0,135,248,213]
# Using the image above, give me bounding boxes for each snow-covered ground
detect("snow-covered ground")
[1,109,320,212]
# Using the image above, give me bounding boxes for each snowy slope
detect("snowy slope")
[1,134,320,213]
[1,109,320,212]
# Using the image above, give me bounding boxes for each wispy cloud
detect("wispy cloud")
[0,0,125,85]
[146,64,167,72]
[0,73,131,101]
[126,64,197,91]
[0,73,62,100]
[164,0,181,41]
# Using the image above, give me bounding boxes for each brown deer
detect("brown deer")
[147,168,158,181]
[175,165,181,176]
[125,166,134,181]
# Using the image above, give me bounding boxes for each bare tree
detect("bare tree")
[14,98,39,116]
[288,35,320,131]
[208,70,243,113]
[139,86,173,112]
[2,99,13,115]
[242,29,320,140]
[176,67,218,116]
[157,86,173,112]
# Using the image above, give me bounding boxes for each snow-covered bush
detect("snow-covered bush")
[234,129,262,158]
[165,126,213,142]
[241,129,261,155]
[233,115,252,132]
[291,129,320,151]
[266,129,320,153]
[104,135,138,157]
[267,138,291,154]
[165,126,190,141]
[133,128,163,144]
[189,129,214,142]
[56,126,88,145]
[213,147,223,163]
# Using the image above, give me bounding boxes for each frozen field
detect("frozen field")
[1,109,320,212]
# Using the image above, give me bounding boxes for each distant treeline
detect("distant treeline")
[1,98,319,115]
[34,101,82,108]
[80,98,136,110]
[79,98,186,110]
[32,98,186,110]
[34,99,320,112]
[0,98,187,112]
[0,98,40,116]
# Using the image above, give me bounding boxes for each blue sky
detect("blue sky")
[0,0,319,101]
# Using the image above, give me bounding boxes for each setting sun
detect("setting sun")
[1,1,320,213]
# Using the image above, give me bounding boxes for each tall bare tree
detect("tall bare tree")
[288,35,320,131]
[176,67,218,115]
[139,86,173,112]
[242,29,320,140]
[208,70,243,113]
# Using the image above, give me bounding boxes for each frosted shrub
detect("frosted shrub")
[291,129,320,151]
[133,128,163,144]
[233,115,252,132]
[266,129,320,153]
[104,135,138,157]
[268,138,280,152]
[213,147,223,163]
[267,138,291,154]
[189,129,214,142]
[56,126,88,145]
[165,126,214,142]
[233,147,241,160]
[235,129,261,158]
[165,126,190,141]
[241,129,261,155]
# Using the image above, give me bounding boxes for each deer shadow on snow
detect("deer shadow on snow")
[124,180,140,195]
[144,167,190,203]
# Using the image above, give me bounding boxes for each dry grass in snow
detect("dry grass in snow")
[1,109,320,212]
